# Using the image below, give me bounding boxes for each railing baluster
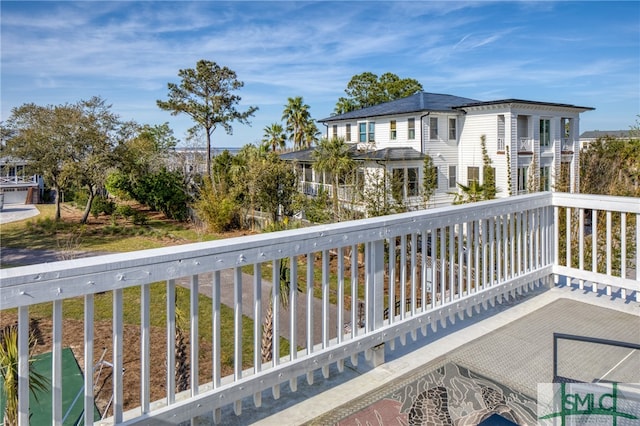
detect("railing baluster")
[510,214,516,281]
[18,306,29,426]
[141,283,150,413]
[592,210,598,291]
[496,215,502,284]
[289,256,299,388]
[337,249,344,344]
[272,259,280,368]
[440,227,446,302]
[84,294,94,425]
[565,207,571,269]
[190,275,199,396]
[306,252,315,384]
[389,238,396,322]
[421,231,429,310]
[234,267,243,380]
[53,299,62,425]
[411,233,417,315]
[449,224,455,299]
[322,250,329,350]
[636,213,640,302]
[606,211,612,295]
[113,288,123,423]
[234,267,243,415]
[579,208,585,289]
[212,271,221,389]
[553,207,559,284]
[620,213,626,299]
[254,264,262,375]
[166,280,176,404]
[400,235,407,316]
[351,245,358,339]
[487,217,496,287]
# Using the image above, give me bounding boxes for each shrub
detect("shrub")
[193,180,239,233]
[91,196,116,218]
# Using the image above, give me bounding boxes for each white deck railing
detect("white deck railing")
[0,175,38,186]
[1,193,638,425]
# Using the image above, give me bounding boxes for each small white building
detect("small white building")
[284,92,593,213]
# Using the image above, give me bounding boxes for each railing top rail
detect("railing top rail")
[552,192,640,213]
[0,193,552,307]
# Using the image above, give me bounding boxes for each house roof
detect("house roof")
[318,92,481,122]
[456,98,595,111]
[352,147,424,161]
[280,145,424,163]
[319,93,594,123]
[579,130,630,139]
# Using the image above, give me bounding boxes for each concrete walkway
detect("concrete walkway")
[0,203,40,224]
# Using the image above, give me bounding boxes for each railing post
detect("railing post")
[365,239,385,367]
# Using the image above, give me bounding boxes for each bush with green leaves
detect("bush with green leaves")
[193,179,240,232]
[90,195,116,218]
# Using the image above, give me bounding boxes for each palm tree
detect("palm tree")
[302,121,320,149]
[451,180,485,205]
[313,137,355,220]
[261,123,287,152]
[282,97,313,150]
[261,259,292,363]
[0,324,49,426]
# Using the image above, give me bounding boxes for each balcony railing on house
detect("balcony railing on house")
[497,137,505,152]
[299,181,359,203]
[0,175,39,186]
[518,137,533,153]
[561,137,575,153]
[1,193,638,425]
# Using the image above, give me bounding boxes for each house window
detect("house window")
[540,166,550,191]
[497,115,506,152]
[540,119,550,147]
[518,166,528,192]
[346,124,351,142]
[360,122,375,142]
[408,118,415,140]
[390,120,397,140]
[332,125,338,139]
[359,123,367,142]
[448,165,457,188]
[429,117,438,140]
[407,167,419,196]
[467,166,479,186]
[392,167,420,200]
[448,118,457,140]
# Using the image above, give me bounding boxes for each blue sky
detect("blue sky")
[2,1,639,148]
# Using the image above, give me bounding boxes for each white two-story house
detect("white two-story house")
[282,92,593,213]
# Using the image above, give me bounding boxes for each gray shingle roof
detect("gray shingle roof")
[280,144,423,163]
[457,98,595,111]
[319,92,481,122]
[579,130,630,139]
[352,147,424,161]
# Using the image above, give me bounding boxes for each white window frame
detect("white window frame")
[408,118,415,140]
[448,165,457,189]
[390,120,397,140]
[429,117,439,140]
[448,117,457,140]
[346,123,351,142]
